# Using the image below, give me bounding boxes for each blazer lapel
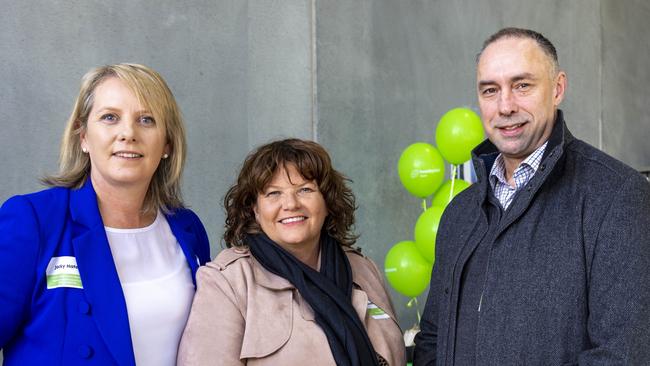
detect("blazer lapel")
[166,213,200,285]
[70,180,136,366]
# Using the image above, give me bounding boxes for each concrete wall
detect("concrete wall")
[601,0,650,169]
[1,0,648,357]
[0,0,314,248]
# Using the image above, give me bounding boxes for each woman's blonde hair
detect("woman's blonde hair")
[43,63,187,214]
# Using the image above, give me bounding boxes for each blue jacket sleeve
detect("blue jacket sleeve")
[0,196,40,347]
[579,174,650,364]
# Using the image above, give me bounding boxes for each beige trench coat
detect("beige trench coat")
[178,246,406,365]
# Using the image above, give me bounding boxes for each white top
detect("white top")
[105,212,194,366]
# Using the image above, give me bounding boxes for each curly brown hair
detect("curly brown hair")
[223,138,358,248]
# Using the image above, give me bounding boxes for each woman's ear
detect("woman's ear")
[164,143,171,157]
[79,133,88,152]
[77,119,88,152]
[252,205,259,222]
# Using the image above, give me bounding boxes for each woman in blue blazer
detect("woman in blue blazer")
[0,64,211,365]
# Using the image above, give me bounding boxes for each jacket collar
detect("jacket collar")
[165,212,201,285]
[69,179,136,366]
[249,247,368,291]
[250,250,299,290]
[470,109,573,204]
[248,246,396,322]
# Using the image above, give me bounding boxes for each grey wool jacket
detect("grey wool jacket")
[413,110,650,366]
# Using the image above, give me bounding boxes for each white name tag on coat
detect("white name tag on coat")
[46,256,83,289]
[367,301,390,320]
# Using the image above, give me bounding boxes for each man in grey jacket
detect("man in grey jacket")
[413,27,650,365]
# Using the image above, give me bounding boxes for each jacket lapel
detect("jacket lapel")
[166,213,200,285]
[70,180,136,366]
[250,254,294,290]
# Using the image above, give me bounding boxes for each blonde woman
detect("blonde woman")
[0,64,210,365]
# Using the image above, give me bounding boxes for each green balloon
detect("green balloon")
[432,179,471,208]
[435,108,485,164]
[398,143,445,198]
[384,241,432,297]
[414,206,445,263]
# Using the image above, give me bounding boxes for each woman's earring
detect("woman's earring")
[163,153,169,159]
[82,147,88,153]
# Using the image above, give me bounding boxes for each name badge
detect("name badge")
[46,256,83,289]
[367,301,390,320]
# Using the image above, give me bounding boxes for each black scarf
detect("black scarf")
[246,232,380,366]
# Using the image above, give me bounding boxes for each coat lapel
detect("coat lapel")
[70,180,136,366]
[166,213,200,285]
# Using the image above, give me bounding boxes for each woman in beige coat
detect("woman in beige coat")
[178,139,406,366]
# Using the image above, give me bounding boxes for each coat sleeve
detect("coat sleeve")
[366,255,400,320]
[579,174,650,365]
[364,255,407,366]
[177,266,246,366]
[0,196,40,347]
[412,257,441,366]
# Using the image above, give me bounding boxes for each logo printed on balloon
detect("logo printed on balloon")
[410,168,442,179]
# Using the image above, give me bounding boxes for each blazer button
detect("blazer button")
[77,345,93,359]
[444,288,449,294]
[78,300,91,315]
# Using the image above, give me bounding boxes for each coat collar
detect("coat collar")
[248,247,384,293]
[470,109,573,204]
[70,179,136,366]
[165,212,201,284]
[248,246,396,322]
[210,247,294,291]
[249,250,296,291]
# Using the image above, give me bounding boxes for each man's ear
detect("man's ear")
[554,71,567,106]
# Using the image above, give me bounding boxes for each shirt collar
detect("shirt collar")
[489,141,548,190]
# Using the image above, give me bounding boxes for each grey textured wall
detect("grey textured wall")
[601,0,650,169]
[1,0,648,357]
[0,0,314,249]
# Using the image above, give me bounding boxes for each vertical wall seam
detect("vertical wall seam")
[598,0,604,151]
[310,0,319,142]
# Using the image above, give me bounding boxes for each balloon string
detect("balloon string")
[448,164,457,203]
[407,297,422,323]
[421,199,427,212]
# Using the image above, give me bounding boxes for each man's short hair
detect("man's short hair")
[477,27,559,73]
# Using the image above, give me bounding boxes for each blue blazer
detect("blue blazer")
[0,180,211,365]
